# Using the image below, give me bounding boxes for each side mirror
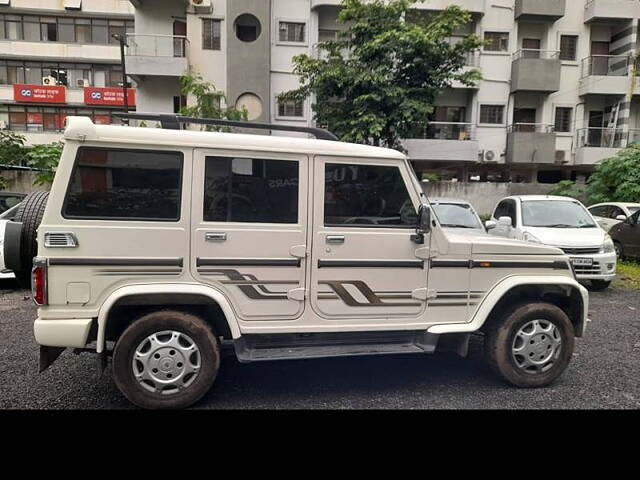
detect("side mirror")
[485,220,497,230]
[616,215,627,221]
[412,204,431,244]
[498,216,513,227]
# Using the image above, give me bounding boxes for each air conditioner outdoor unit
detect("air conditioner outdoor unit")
[0,120,7,130]
[555,150,569,164]
[77,78,90,87]
[189,0,212,14]
[42,76,57,86]
[482,150,498,163]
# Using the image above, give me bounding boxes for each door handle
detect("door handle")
[205,232,227,242]
[326,235,345,244]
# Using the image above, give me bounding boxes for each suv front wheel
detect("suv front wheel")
[484,303,575,388]
[113,310,220,409]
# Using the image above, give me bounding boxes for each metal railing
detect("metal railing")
[126,34,189,58]
[407,122,474,140]
[576,127,640,148]
[581,54,630,78]
[464,50,481,67]
[508,123,555,133]
[512,49,560,61]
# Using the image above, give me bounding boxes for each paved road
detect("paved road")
[1,279,638,409]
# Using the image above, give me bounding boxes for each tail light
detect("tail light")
[32,259,48,306]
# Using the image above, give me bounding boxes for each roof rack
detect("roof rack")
[112,112,339,141]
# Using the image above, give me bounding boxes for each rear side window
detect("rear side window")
[63,147,183,221]
[203,156,299,223]
[324,163,416,227]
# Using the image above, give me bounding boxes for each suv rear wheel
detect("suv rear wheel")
[484,302,575,388]
[113,310,220,409]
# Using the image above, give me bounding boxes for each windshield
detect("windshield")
[522,200,597,228]
[432,203,482,229]
[629,206,640,215]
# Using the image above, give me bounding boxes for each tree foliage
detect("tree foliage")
[279,0,484,150]
[548,180,587,203]
[179,73,248,131]
[585,145,640,203]
[0,130,62,188]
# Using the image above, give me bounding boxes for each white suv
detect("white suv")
[490,195,616,290]
[5,116,590,409]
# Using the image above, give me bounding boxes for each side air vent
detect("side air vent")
[44,232,79,248]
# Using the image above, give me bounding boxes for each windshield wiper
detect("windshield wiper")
[441,224,478,229]
[543,224,574,228]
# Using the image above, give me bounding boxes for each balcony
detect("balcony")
[579,55,631,96]
[506,124,556,164]
[404,122,479,163]
[515,0,566,22]
[511,50,561,93]
[125,34,189,78]
[451,51,482,89]
[412,0,486,15]
[584,0,640,23]
[575,127,640,164]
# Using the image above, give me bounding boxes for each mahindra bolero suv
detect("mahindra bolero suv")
[4,116,590,409]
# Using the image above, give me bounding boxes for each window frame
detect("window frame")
[202,18,222,51]
[275,96,305,120]
[61,146,185,222]
[483,31,510,53]
[559,34,579,62]
[276,19,307,45]
[322,161,418,230]
[478,104,506,126]
[554,105,574,135]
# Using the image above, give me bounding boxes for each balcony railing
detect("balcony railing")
[508,123,555,133]
[581,55,630,78]
[576,127,640,148]
[464,51,481,67]
[126,34,189,58]
[512,49,560,61]
[407,122,474,140]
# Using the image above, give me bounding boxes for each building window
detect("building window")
[0,60,130,87]
[559,35,578,61]
[318,29,338,42]
[484,32,509,52]
[0,105,123,132]
[554,107,573,133]
[480,105,504,125]
[202,18,221,50]
[277,99,303,117]
[278,21,305,43]
[234,14,261,43]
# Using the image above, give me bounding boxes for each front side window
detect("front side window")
[484,32,509,52]
[324,163,416,227]
[521,200,596,228]
[204,156,299,223]
[494,200,516,224]
[64,148,183,221]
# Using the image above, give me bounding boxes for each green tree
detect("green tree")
[548,180,587,203]
[586,144,640,203]
[25,141,63,186]
[279,0,484,150]
[179,73,248,131]
[0,131,27,190]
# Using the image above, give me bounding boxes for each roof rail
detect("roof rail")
[111,112,339,141]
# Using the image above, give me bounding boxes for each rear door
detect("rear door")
[191,149,308,321]
[309,157,429,322]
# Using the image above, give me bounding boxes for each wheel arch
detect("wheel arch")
[96,284,242,353]
[428,276,588,338]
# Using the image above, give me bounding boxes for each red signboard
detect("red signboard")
[14,84,66,103]
[84,87,136,106]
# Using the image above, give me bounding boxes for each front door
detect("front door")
[591,41,610,75]
[522,38,541,58]
[588,111,604,146]
[513,108,537,132]
[310,157,429,322]
[191,149,308,321]
[173,19,187,57]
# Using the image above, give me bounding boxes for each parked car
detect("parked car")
[609,210,640,259]
[490,195,616,291]
[0,192,26,215]
[430,198,486,233]
[13,116,590,409]
[0,202,21,280]
[588,202,640,232]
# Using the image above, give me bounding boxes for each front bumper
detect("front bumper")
[34,317,93,348]
[569,252,617,282]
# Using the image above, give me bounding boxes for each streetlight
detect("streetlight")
[111,33,129,124]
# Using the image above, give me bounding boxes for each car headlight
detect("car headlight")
[523,231,541,244]
[601,235,615,254]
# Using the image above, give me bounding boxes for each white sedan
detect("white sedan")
[588,202,640,232]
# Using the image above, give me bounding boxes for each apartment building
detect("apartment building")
[0,0,135,145]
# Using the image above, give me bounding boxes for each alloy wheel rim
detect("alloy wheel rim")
[511,319,562,374]
[132,330,201,395]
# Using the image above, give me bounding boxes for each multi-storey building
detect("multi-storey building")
[0,0,135,145]
[5,1,640,184]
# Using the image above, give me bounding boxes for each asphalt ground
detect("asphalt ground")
[1,279,638,409]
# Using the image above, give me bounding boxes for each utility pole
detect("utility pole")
[111,33,129,125]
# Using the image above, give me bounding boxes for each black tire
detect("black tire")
[484,302,575,388]
[12,191,49,288]
[589,280,611,291]
[113,310,220,409]
[613,241,623,260]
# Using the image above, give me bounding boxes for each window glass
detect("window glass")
[204,156,299,223]
[554,107,573,133]
[24,65,42,85]
[278,99,303,117]
[23,20,40,41]
[432,203,482,229]
[202,19,221,50]
[609,207,624,219]
[521,200,596,228]
[41,22,57,41]
[91,21,108,44]
[480,105,504,124]
[279,22,305,42]
[484,32,508,52]
[324,163,416,227]
[589,206,608,217]
[64,148,183,221]
[494,200,515,224]
[6,20,22,40]
[560,35,578,61]
[58,22,75,43]
[76,22,91,43]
